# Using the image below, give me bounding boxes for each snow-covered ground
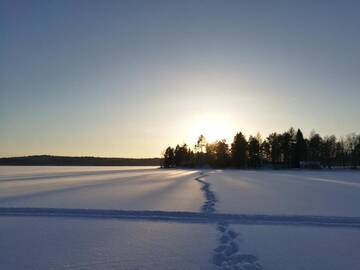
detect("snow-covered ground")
[0,166,202,211]
[1,166,360,270]
[0,216,216,270]
[206,170,360,216]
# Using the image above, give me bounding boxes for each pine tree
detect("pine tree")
[163,147,175,168]
[248,136,261,168]
[231,132,248,168]
[294,129,307,167]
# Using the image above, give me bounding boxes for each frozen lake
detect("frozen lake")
[1,166,360,270]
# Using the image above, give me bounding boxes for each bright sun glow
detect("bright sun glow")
[186,114,236,145]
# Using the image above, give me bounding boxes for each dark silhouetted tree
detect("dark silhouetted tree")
[346,134,360,168]
[206,140,230,168]
[215,140,230,168]
[194,135,207,167]
[174,144,192,167]
[294,129,307,167]
[162,129,359,169]
[248,135,261,168]
[163,147,175,168]
[195,134,206,153]
[335,138,346,167]
[355,135,360,167]
[231,132,248,168]
[308,131,323,162]
[281,128,296,168]
[321,135,337,168]
[261,140,271,165]
[267,133,282,166]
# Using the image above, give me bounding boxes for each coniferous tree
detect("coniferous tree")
[231,132,248,168]
[346,134,360,168]
[294,129,307,167]
[281,128,295,168]
[205,140,230,168]
[335,139,346,167]
[163,147,175,168]
[174,144,192,167]
[215,140,230,168]
[248,135,261,168]
[205,142,216,167]
[162,128,358,169]
[354,135,360,167]
[321,136,337,168]
[195,135,207,153]
[195,135,207,167]
[267,133,282,166]
[308,131,323,162]
[261,140,271,165]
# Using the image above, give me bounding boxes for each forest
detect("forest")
[162,128,360,169]
[0,155,161,166]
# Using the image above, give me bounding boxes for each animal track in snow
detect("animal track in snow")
[213,222,262,270]
[195,172,217,213]
[195,172,263,270]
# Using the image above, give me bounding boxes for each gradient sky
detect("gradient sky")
[1,1,360,158]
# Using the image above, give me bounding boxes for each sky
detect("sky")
[1,0,360,158]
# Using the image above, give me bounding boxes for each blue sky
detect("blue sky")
[1,1,359,157]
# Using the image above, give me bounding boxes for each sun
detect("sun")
[186,114,235,145]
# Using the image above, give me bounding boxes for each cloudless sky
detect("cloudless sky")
[1,0,360,157]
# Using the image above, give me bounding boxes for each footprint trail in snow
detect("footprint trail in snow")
[195,172,263,270]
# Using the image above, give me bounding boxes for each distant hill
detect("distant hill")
[0,155,161,166]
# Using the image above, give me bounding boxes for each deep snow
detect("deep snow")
[1,166,360,270]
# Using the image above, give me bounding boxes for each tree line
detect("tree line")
[162,128,360,169]
[0,155,161,166]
